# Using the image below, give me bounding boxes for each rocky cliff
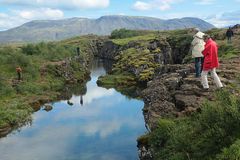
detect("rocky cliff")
[90,39,120,59]
[95,26,240,160]
[97,29,193,86]
[138,57,240,160]
[138,26,240,160]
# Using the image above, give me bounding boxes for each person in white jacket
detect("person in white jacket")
[191,28,205,77]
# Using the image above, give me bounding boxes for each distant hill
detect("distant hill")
[0,15,215,43]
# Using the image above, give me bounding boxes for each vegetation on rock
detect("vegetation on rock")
[0,37,93,135]
[145,88,240,160]
[111,28,143,39]
[99,28,194,87]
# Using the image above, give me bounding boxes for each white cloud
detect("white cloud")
[133,1,152,11]
[66,87,115,105]
[80,120,122,138]
[133,0,182,11]
[0,0,110,9]
[205,10,240,27]
[196,0,215,5]
[139,9,240,28]
[17,8,64,20]
[0,12,24,30]
[0,8,64,30]
[73,0,109,9]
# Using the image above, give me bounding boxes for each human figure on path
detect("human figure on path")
[191,28,205,78]
[226,27,234,43]
[201,34,223,90]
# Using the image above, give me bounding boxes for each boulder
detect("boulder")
[43,104,53,112]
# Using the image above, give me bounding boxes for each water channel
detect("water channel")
[0,59,146,160]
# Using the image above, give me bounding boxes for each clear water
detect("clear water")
[0,59,146,160]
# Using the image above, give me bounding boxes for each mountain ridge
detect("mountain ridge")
[0,15,215,43]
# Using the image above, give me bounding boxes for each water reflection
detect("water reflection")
[0,59,145,160]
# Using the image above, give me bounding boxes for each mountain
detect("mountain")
[0,15,215,43]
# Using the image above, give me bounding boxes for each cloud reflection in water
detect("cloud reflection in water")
[0,60,145,160]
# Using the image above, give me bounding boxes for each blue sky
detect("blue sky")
[0,0,239,30]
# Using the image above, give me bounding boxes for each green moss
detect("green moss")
[97,72,141,99]
[137,134,151,146]
[110,48,159,82]
[152,48,161,53]
[112,34,156,46]
[97,72,137,87]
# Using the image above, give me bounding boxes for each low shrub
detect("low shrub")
[150,89,240,160]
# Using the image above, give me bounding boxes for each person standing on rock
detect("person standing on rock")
[226,27,234,43]
[201,34,223,90]
[191,28,205,78]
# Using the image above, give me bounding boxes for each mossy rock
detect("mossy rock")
[137,134,151,147]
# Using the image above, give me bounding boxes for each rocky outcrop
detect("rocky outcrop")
[232,24,240,35]
[0,124,12,138]
[88,28,240,160]
[43,104,53,112]
[148,39,173,64]
[91,30,192,65]
[43,56,90,84]
[141,58,239,130]
[90,39,120,59]
[97,33,193,85]
[138,57,240,160]
[167,36,192,64]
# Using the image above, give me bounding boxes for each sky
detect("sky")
[0,0,239,31]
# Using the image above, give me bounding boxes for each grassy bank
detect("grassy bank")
[0,37,94,135]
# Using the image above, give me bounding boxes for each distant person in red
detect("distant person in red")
[226,27,234,43]
[16,66,22,81]
[201,34,223,89]
[16,66,22,80]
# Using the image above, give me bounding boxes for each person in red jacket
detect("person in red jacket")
[201,34,223,89]
[16,66,22,80]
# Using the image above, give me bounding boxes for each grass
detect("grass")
[112,33,156,46]
[0,37,92,131]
